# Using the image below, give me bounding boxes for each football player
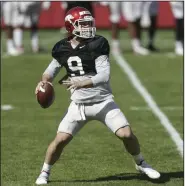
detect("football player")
[170,1,184,56]
[141,1,159,52]
[13,1,50,53]
[2,2,22,56]
[108,2,149,55]
[35,7,160,185]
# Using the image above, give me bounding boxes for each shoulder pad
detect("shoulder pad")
[89,35,110,56]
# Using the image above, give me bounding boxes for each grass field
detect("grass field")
[1,30,183,186]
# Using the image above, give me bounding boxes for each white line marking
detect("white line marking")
[113,52,183,158]
[1,105,14,111]
[130,106,183,111]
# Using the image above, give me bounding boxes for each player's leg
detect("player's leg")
[116,126,140,156]
[29,2,41,53]
[2,2,20,56]
[148,2,159,51]
[109,2,121,53]
[35,102,87,185]
[141,2,159,51]
[116,126,160,179]
[97,99,160,179]
[12,2,24,54]
[36,132,73,185]
[170,2,184,56]
[122,2,149,55]
[13,25,24,54]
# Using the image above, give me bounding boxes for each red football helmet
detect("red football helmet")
[65,6,96,38]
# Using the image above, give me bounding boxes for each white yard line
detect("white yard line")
[112,52,183,158]
[1,104,14,111]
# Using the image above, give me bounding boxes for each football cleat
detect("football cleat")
[133,46,149,55]
[175,46,183,56]
[147,44,160,52]
[175,42,183,56]
[7,48,21,56]
[35,171,49,185]
[136,161,161,179]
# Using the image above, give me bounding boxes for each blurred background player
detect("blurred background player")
[108,2,149,55]
[170,1,184,55]
[141,1,160,52]
[142,1,184,55]
[2,2,22,56]
[13,1,51,54]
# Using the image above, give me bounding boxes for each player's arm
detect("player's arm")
[35,58,62,94]
[91,55,110,86]
[90,37,110,86]
[42,58,62,82]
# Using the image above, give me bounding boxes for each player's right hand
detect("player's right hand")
[35,81,47,95]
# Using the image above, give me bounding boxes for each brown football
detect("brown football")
[37,82,55,108]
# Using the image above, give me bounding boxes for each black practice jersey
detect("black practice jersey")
[52,35,110,77]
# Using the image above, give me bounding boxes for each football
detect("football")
[37,82,55,108]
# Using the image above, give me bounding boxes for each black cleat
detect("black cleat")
[147,44,160,52]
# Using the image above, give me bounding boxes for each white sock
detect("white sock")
[175,41,183,49]
[112,39,120,48]
[13,28,23,48]
[7,39,14,52]
[133,153,144,165]
[132,38,140,49]
[41,163,52,174]
[31,32,39,52]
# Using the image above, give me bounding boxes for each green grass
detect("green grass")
[1,30,183,186]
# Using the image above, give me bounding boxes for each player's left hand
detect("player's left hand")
[62,80,84,90]
[62,79,93,90]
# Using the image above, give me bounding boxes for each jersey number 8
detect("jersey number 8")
[67,56,85,76]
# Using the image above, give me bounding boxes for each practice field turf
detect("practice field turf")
[1,30,183,186]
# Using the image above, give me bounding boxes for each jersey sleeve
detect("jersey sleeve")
[91,55,110,86]
[43,58,62,79]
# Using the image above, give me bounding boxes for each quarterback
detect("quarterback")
[35,7,160,185]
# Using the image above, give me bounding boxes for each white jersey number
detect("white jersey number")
[67,56,85,76]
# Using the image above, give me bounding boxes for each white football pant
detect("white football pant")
[57,99,129,136]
